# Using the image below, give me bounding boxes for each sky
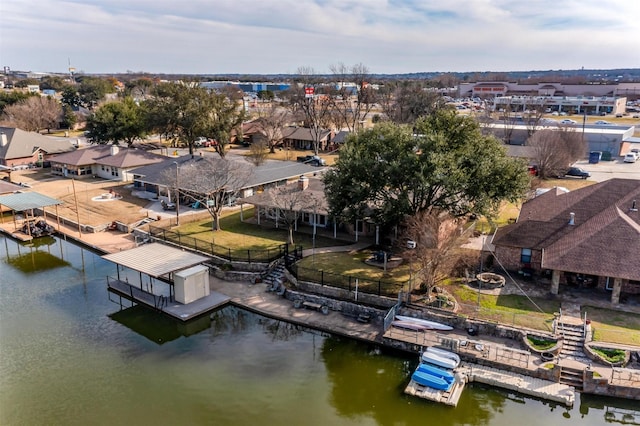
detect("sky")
[2,0,640,76]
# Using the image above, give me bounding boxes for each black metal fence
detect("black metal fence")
[290,264,406,297]
[148,225,288,263]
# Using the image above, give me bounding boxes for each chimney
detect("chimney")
[0,133,7,147]
[568,212,575,225]
[110,145,119,156]
[298,175,309,191]
[631,200,638,212]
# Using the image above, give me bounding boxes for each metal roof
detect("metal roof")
[101,243,210,277]
[0,192,63,211]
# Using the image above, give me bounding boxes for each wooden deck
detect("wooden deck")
[107,278,231,321]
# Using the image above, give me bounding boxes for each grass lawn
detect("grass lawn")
[296,251,410,296]
[584,306,640,346]
[448,283,559,331]
[175,208,352,251]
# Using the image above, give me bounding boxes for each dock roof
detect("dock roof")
[0,192,63,211]
[102,242,209,277]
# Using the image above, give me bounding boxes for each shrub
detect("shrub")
[527,336,556,351]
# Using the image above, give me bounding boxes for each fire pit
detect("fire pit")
[476,272,506,289]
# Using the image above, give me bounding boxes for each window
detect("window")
[521,248,532,264]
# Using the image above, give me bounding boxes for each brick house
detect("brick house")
[0,126,77,168]
[492,179,640,304]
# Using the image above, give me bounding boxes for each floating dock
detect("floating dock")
[405,376,466,406]
[406,363,575,407]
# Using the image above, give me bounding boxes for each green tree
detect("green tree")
[60,104,77,130]
[61,86,82,109]
[257,90,275,101]
[0,91,36,114]
[77,76,115,109]
[145,83,245,157]
[40,76,70,92]
[85,97,147,146]
[13,78,40,88]
[323,110,529,231]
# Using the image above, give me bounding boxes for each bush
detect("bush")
[593,348,625,364]
[527,336,557,351]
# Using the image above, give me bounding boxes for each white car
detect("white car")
[624,153,638,163]
[560,119,577,124]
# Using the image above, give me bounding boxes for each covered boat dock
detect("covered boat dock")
[0,192,63,241]
[102,242,230,321]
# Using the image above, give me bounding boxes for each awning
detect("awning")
[0,192,63,211]
[102,242,209,277]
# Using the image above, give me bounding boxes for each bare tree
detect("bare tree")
[266,181,321,244]
[164,157,254,230]
[378,81,445,124]
[285,67,333,155]
[528,128,587,179]
[327,63,377,133]
[254,103,292,153]
[248,139,269,166]
[400,210,466,297]
[2,96,62,132]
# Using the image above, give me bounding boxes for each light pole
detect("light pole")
[173,161,180,226]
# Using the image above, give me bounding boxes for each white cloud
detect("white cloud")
[2,0,639,74]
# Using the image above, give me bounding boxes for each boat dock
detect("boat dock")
[461,363,575,406]
[405,376,466,407]
[108,278,230,321]
[404,362,575,407]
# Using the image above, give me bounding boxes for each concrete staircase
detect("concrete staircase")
[556,307,588,390]
[559,365,584,391]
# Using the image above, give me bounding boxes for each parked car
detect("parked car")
[563,167,590,179]
[560,119,577,124]
[194,137,214,147]
[624,152,638,163]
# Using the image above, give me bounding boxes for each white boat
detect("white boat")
[391,320,430,331]
[421,351,459,370]
[395,315,453,331]
[425,347,461,366]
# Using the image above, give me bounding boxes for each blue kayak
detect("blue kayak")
[411,370,453,391]
[417,363,455,383]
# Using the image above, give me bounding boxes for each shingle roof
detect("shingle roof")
[493,179,640,279]
[0,127,77,161]
[282,127,331,142]
[48,145,165,168]
[239,176,328,214]
[130,155,323,191]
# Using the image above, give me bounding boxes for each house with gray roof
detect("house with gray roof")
[282,127,333,151]
[492,179,640,304]
[0,126,77,169]
[48,145,166,181]
[130,155,326,206]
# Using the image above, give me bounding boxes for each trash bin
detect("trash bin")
[601,151,612,161]
[589,151,602,164]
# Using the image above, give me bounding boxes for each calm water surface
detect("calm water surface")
[0,235,637,425]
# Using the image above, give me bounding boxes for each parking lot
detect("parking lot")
[572,157,640,182]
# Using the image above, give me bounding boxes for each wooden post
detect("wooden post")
[71,178,82,236]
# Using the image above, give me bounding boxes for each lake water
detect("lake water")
[1,235,637,425]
